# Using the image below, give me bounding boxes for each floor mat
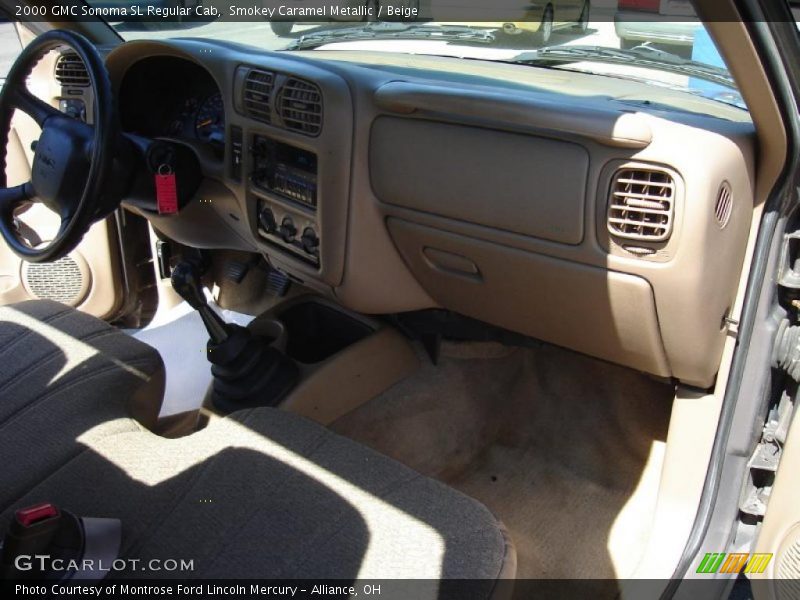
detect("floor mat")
[130,298,253,417]
[331,340,673,588]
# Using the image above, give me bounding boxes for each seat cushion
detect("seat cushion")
[0,300,165,514]
[1,408,514,585]
[0,302,514,589]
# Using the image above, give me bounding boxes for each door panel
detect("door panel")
[0,28,124,320]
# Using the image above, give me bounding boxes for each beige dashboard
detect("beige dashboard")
[105,39,756,389]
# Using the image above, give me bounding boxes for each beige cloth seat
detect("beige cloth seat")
[0,300,515,590]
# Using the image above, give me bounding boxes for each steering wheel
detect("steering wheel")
[0,30,118,263]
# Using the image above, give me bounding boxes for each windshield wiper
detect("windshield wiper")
[286,23,495,51]
[507,45,737,90]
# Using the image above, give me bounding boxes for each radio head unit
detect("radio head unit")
[252,136,318,208]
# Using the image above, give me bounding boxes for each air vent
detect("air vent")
[278,78,322,136]
[714,182,733,228]
[242,69,275,123]
[608,167,675,242]
[55,53,89,87]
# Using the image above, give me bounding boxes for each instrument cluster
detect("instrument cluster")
[166,92,224,145]
[119,56,224,150]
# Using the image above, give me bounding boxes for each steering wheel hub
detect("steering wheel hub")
[32,116,92,218]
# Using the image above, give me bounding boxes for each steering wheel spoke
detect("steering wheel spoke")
[0,181,34,213]
[12,88,60,128]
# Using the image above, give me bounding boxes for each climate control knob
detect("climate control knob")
[258,206,277,234]
[301,227,319,255]
[279,217,297,243]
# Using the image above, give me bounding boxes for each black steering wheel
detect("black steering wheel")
[0,30,118,263]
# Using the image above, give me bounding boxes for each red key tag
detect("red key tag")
[155,165,178,215]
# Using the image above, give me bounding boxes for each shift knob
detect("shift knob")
[171,261,207,310]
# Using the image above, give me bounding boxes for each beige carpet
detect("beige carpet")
[331,339,674,589]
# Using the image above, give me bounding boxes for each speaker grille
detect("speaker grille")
[23,255,86,304]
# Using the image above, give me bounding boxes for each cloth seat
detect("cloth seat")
[0,300,165,508]
[0,300,515,591]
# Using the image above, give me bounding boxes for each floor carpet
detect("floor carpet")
[331,340,674,591]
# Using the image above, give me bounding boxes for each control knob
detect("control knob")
[301,227,319,255]
[279,217,297,243]
[259,206,277,234]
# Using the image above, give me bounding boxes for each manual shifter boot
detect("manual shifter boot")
[206,324,299,413]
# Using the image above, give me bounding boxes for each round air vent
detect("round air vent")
[714,182,733,229]
[21,253,90,306]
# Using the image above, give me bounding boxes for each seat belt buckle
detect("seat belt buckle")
[1,502,63,578]
[15,502,60,528]
[1,503,121,581]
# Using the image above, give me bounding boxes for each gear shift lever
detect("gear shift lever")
[170,260,299,413]
[171,261,228,344]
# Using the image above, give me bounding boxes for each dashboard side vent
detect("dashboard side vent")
[242,69,275,123]
[608,167,675,242]
[278,78,322,136]
[55,53,89,87]
[714,182,733,229]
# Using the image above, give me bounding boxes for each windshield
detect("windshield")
[89,0,746,114]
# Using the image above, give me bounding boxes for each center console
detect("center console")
[227,58,353,289]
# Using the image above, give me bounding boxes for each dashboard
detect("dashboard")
[104,39,757,389]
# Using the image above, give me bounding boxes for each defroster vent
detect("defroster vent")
[714,182,733,229]
[608,167,675,242]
